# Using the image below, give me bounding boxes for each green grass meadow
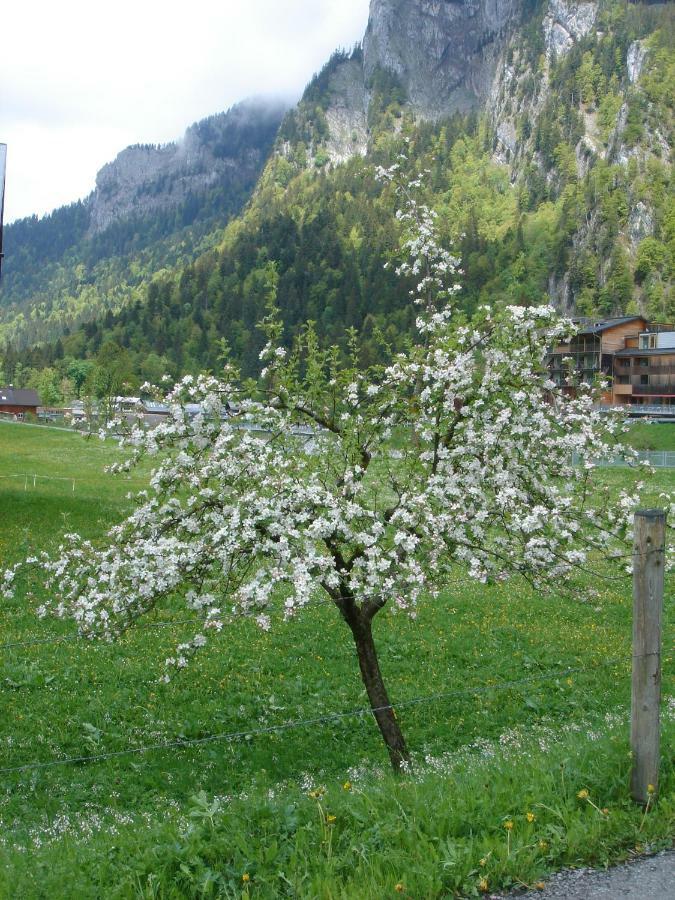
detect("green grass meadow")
[0,421,673,898]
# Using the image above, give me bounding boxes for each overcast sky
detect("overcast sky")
[1,0,370,224]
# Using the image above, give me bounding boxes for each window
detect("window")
[639,334,657,349]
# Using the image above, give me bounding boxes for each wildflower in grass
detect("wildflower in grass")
[326,815,336,824]
[538,840,548,851]
[535,882,546,891]
[504,819,514,856]
[526,811,536,823]
[343,781,352,791]
[639,784,657,831]
[479,876,489,893]
[395,884,405,893]
[577,788,605,815]
[242,873,250,883]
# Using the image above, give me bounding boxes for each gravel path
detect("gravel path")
[494,850,674,899]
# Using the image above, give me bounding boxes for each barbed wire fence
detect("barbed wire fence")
[0,648,671,778]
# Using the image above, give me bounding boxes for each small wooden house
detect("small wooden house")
[0,387,40,417]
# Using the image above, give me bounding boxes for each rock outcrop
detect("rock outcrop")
[542,0,598,58]
[323,58,370,164]
[300,0,529,165]
[362,0,524,118]
[88,99,288,234]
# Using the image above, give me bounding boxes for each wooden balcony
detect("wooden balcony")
[632,384,675,396]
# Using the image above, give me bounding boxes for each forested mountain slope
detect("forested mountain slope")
[1,0,672,399]
[0,99,288,351]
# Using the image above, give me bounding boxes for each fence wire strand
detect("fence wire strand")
[0,648,671,777]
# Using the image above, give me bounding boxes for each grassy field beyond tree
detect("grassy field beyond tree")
[0,421,672,898]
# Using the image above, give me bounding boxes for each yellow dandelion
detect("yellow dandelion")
[601,807,609,815]
[526,811,536,823]
[242,873,250,883]
[479,876,489,893]
[395,884,405,893]
[479,857,487,867]
[538,840,548,851]
[535,882,546,891]
[647,784,655,795]
[343,781,352,791]
[327,814,336,824]
[504,820,514,830]
[577,789,589,800]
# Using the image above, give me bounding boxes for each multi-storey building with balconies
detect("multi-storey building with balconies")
[547,316,675,414]
[612,326,675,409]
[546,316,650,402]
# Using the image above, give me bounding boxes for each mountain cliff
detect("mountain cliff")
[277,0,671,317]
[1,0,673,396]
[0,99,288,348]
[278,0,532,166]
[89,100,287,234]
[363,0,524,117]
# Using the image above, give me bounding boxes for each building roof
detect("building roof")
[614,347,675,358]
[576,316,645,336]
[0,387,40,406]
[142,400,170,414]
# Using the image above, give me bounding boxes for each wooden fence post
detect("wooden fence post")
[631,508,666,804]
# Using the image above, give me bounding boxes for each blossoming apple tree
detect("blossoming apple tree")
[5,166,669,772]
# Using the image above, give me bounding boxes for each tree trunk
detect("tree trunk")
[345,609,409,772]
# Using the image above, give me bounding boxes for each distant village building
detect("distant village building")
[0,387,40,417]
[0,387,40,418]
[547,317,675,412]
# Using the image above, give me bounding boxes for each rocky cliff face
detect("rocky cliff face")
[89,99,288,234]
[542,0,598,58]
[293,0,529,166]
[363,0,524,118]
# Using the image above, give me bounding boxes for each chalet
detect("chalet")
[0,387,40,417]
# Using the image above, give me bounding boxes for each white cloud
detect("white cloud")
[1,0,370,222]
